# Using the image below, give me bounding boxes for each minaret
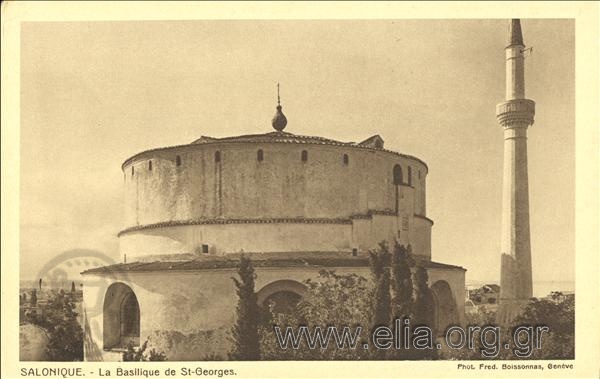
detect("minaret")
[496,19,535,325]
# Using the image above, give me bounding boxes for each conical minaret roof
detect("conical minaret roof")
[507,19,524,47]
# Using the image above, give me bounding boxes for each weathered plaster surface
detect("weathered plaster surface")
[83,265,464,361]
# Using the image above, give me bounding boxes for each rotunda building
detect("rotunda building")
[81,98,465,361]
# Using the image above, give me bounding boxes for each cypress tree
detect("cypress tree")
[386,243,415,360]
[391,243,414,320]
[370,263,391,329]
[30,289,38,307]
[369,242,391,360]
[412,265,437,359]
[369,242,388,280]
[412,265,434,328]
[229,254,261,360]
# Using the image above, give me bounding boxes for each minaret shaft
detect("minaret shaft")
[506,47,525,100]
[496,19,535,325]
[500,126,532,300]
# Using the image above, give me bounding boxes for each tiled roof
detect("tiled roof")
[81,251,465,275]
[118,212,431,236]
[121,131,428,171]
[192,131,352,146]
[117,217,352,237]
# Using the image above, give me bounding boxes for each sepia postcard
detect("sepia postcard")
[1,1,598,378]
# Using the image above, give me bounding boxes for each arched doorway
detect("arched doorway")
[430,280,459,335]
[103,283,140,350]
[256,280,306,316]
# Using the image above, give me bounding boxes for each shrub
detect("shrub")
[122,338,167,361]
[260,270,371,360]
[38,291,83,361]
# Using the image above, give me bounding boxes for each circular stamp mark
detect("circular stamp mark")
[35,248,127,318]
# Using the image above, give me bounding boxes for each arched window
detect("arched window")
[408,166,412,186]
[301,150,308,162]
[176,155,182,167]
[215,151,221,162]
[257,149,264,162]
[343,154,349,165]
[393,164,403,185]
[148,160,152,171]
[131,166,134,176]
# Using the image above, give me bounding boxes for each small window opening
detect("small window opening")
[176,155,182,167]
[408,166,412,186]
[202,244,209,254]
[257,149,264,162]
[402,215,409,231]
[393,164,403,185]
[343,154,349,165]
[148,160,152,171]
[301,150,308,162]
[215,151,221,162]
[131,166,134,176]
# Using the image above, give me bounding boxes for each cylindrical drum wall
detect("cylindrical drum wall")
[120,141,430,259]
[123,143,427,225]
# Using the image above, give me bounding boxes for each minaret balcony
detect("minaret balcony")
[496,99,535,127]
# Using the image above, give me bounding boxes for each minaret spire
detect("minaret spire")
[496,19,536,326]
[271,83,287,132]
[507,19,524,47]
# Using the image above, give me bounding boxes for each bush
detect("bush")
[260,270,371,360]
[258,242,441,361]
[442,292,574,360]
[36,291,83,361]
[122,338,167,361]
[508,292,574,359]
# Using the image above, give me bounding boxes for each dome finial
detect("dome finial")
[272,82,287,132]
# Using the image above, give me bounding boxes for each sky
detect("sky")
[20,19,574,287]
